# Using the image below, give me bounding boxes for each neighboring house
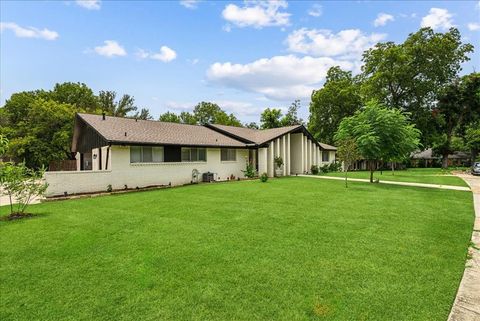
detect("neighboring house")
[411,148,471,167]
[44,113,336,196]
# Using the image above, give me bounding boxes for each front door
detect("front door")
[249,149,258,171]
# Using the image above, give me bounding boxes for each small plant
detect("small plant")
[274,156,283,169]
[0,162,48,219]
[321,164,330,173]
[311,165,319,175]
[328,162,342,172]
[106,184,113,192]
[260,172,268,182]
[242,162,256,178]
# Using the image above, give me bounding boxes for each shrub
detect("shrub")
[107,184,113,192]
[0,162,48,217]
[320,164,330,173]
[328,162,342,172]
[242,162,256,178]
[274,156,283,169]
[311,165,319,175]
[260,172,268,182]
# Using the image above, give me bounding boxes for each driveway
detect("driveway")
[0,188,43,209]
[448,173,480,321]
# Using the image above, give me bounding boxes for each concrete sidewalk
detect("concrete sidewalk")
[448,174,480,321]
[297,174,471,191]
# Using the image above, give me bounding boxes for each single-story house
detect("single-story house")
[45,113,336,196]
[411,148,471,167]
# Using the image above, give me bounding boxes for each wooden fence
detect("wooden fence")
[49,160,77,172]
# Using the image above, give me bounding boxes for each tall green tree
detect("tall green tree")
[309,67,362,144]
[361,27,474,146]
[281,100,303,126]
[179,112,197,125]
[192,101,241,126]
[335,101,420,182]
[159,111,181,123]
[465,122,480,161]
[132,108,153,120]
[98,91,138,117]
[50,82,99,112]
[260,108,282,129]
[433,73,480,168]
[4,98,75,168]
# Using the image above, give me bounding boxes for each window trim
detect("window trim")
[130,146,164,163]
[322,151,330,162]
[181,147,207,162]
[221,148,237,162]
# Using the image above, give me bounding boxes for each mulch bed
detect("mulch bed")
[0,213,35,221]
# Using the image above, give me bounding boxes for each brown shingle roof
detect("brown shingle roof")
[319,143,337,151]
[208,123,337,150]
[208,123,302,145]
[77,113,246,147]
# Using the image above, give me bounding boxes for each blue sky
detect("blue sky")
[1,0,479,123]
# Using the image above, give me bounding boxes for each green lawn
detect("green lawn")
[0,178,474,321]
[321,168,468,187]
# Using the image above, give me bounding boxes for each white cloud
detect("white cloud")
[222,0,290,29]
[188,58,200,65]
[207,55,355,101]
[136,46,177,62]
[0,22,59,40]
[75,0,101,10]
[421,8,454,30]
[180,0,199,9]
[468,22,480,31]
[94,40,127,57]
[374,13,394,27]
[285,28,386,59]
[308,4,322,17]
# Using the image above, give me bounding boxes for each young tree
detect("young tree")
[309,67,363,144]
[260,108,282,129]
[0,135,8,157]
[336,138,362,187]
[0,162,48,217]
[335,101,420,182]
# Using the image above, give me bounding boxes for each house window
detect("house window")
[181,147,207,162]
[130,146,164,163]
[221,149,236,161]
[322,151,330,162]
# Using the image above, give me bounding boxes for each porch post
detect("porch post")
[268,143,274,177]
[258,147,268,174]
[301,135,305,173]
[282,135,287,176]
[287,133,291,176]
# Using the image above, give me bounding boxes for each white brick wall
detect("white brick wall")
[45,146,249,196]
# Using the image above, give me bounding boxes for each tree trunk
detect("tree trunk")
[441,153,449,169]
[391,162,395,176]
[345,168,348,188]
[370,161,374,183]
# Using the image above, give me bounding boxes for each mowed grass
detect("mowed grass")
[322,168,468,187]
[0,177,474,321]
